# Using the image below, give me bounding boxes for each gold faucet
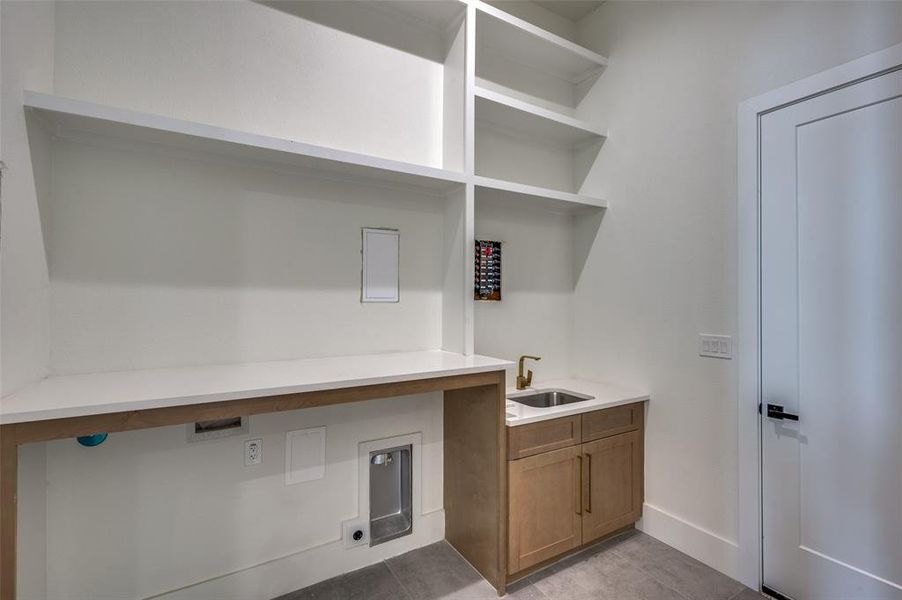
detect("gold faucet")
[516,355,541,390]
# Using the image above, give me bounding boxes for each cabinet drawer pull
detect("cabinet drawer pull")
[576,454,583,515]
[585,452,592,513]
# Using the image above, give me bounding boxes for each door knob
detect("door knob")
[766,403,799,421]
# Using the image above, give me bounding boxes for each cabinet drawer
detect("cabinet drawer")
[508,415,581,460]
[582,403,642,442]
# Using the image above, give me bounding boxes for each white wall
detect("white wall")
[475,126,579,192]
[474,202,575,387]
[46,138,445,374]
[1,6,55,596]
[52,0,444,168]
[6,2,457,597]
[42,0,449,375]
[44,393,444,600]
[0,0,54,397]
[572,0,902,579]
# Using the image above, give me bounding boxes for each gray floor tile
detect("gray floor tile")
[608,532,744,600]
[503,578,548,599]
[528,543,686,600]
[274,562,410,600]
[385,541,500,600]
[729,589,768,600]
[605,529,681,562]
[277,532,749,600]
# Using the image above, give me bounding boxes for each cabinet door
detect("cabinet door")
[509,446,582,573]
[581,430,643,544]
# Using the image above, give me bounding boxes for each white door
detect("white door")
[761,67,902,600]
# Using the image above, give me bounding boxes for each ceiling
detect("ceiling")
[533,1,604,22]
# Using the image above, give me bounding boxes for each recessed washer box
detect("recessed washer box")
[369,444,412,546]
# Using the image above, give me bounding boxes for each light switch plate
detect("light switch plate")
[699,334,733,359]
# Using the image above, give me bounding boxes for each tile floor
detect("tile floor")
[276,529,767,600]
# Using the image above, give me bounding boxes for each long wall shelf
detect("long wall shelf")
[24,91,467,195]
[25,90,608,213]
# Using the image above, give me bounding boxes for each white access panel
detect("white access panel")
[285,427,326,486]
[361,228,400,303]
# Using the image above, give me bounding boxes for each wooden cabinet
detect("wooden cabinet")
[507,402,645,577]
[508,445,583,573]
[581,430,643,543]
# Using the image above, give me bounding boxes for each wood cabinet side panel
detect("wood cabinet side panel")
[444,373,507,593]
[0,426,17,600]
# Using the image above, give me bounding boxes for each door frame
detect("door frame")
[736,42,902,591]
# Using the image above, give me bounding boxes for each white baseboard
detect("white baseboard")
[637,503,740,581]
[153,509,445,600]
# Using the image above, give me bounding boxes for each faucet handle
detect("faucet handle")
[516,355,541,390]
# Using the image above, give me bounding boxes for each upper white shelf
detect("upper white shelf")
[264,1,467,63]
[0,350,513,424]
[473,1,608,84]
[475,175,606,214]
[475,85,606,146]
[24,91,466,194]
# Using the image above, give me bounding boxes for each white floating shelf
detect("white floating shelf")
[24,91,466,194]
[473,1,608,84]
[475,85,606,146]
[474,175,606,214]
[266,1,467,63]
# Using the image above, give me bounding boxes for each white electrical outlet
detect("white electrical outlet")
[342,520,369,548]
[245,438,263,466]
[699,334,733,359]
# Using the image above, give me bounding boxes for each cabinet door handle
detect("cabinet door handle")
[585,452,592,514]
[576,454,583,515]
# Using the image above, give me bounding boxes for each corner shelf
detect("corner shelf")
[474,175,606,214]
[24,91,466,195]
[473,1,608,85]
[475,85,606,146]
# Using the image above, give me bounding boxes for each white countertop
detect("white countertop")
[0,351,513,425]
[505,378,649,426]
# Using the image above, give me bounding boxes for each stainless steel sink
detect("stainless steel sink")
[508,389,594,408]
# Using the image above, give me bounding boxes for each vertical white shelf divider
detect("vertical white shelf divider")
[463,3,477,356]
[441,4,476,355]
